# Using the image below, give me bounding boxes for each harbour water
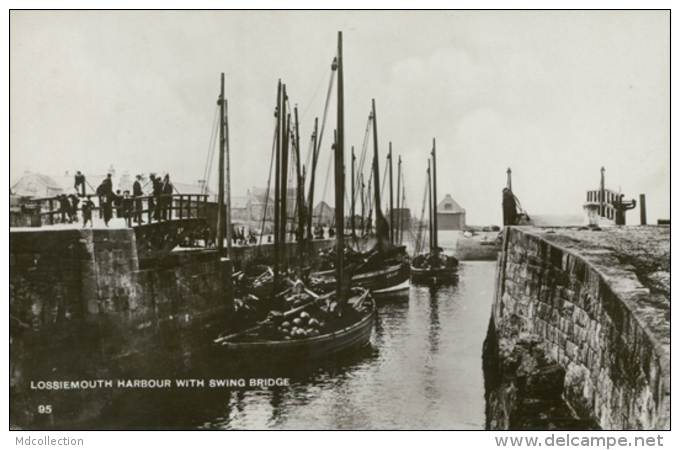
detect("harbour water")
[80,260,496,430]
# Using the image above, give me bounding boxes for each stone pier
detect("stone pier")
[484,226,670,430]
[10,227,234,429]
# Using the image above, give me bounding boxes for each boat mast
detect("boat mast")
[280,90,290,268]
[307,118,319,258]
[388,143,394,245]
[401,182,406,245]
[335,31,345,300]
[361,175,365,239]
[274,80,282,288]
[396,154,401,246]
[431,138,439,251]
[371,99,385,250]
[428,160,433,252]
[294,106,305,261]
[351,146,356,239]
[217,73,226,255]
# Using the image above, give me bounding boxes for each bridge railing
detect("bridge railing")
[586,188,622,221]
[15,194,210,227]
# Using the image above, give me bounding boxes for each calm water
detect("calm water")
[85,260,496,430]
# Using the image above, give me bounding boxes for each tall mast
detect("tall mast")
[294,106,304,260]
[360,175,365,239]
[428,160,433,252]
[217,73,225,254]
[274,80,282,287]
[396,154,401,246]
[280,109,290,265]
[431,138,439,250]
[388,143,394,245]
[371,101,381,215]
[307,118,319,258]
[351,146,356,239]
[225,98,232,256]
[335,31,345,299]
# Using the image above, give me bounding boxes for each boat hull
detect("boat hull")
[220,299,376,364]
[410,265,457,284]
[312,261,410,293]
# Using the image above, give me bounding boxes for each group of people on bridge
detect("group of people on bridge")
[60,171,175,228]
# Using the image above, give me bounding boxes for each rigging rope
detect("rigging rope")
[201,104,220,196]
[257,122,279,248]
[415,176,429,255]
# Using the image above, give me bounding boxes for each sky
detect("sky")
[9,10,670,225]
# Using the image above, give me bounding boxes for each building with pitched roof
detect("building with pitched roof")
[437,194,466,230]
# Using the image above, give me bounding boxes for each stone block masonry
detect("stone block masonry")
[10,228,234,428]
[486,226,669,430]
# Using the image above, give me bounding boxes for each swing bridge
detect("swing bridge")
[11,194,213,261]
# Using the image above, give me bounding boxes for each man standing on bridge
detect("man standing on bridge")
[151,174,163,221]
[132,175,144,224]
[74,171,86,197]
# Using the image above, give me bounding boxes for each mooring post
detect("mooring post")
[640,194,647,225]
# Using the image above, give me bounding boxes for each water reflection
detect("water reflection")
[86,261,497,430]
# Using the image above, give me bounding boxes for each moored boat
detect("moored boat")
[312,261,410,293]
[216,288,375,362]
[410,139,458,284]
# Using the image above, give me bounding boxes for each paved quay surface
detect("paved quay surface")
[531,225,670,299]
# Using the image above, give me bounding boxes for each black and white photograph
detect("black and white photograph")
[8,9,671,440]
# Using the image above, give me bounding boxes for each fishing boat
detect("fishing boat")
[310,98,410,293]
[216,287,375,362]
[216,32,376,363]
[311,260,410,293]
[410,139,458,284]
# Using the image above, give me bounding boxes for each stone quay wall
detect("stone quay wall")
[10,228,234,428]
[489,227,670,430]
[10,228,233,328]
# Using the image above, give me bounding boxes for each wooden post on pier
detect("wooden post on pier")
[640,194,647,225]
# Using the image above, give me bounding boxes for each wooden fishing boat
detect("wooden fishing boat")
[410,261,457,283]
[216,32,377,364]
[216,288,375,362]
[410,139,458,284]
[311,260,410,293]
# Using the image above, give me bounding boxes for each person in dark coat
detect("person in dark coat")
[74,171,86,196]
[161,174,173,220]
[81,196,95,228]
[502,188,517,226]
[102,194,114,227]
[151,174,163,221]
[113,190,124,218]
[96,174,113,219]
[58,194,72,223]
[122,190,133,227]
[132,174,144,224]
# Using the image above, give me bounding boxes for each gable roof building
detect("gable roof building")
[436,194,466,230]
